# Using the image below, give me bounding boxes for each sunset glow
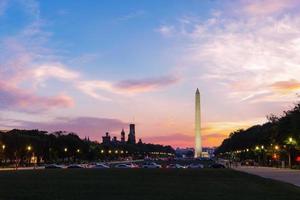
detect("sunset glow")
[1,0,300,148]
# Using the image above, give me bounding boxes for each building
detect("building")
[121,129,125,143]
[101,124,136,145]
[194,88,202,158]
[102,132,111,145]
[127,124,136,144]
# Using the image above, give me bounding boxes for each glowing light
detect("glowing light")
[2,145,5,150]
[108,150,112,154]
[27,145,32,151]
[115,150,118,154]
[274,145,279,150]
[261,145,264,149]
[101,150,104,154]
[255,146,259,150]
[246,149,249,152]
[64,148,68,152]
[289,137,293,143]
[76,149,80,153]
[121,150,124,154]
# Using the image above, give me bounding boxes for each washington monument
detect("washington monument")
[195,88,202,157]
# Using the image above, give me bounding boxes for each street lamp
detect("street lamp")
[2,145,5,150]
[27,145,32,151]
[274,145,279,150]
[286,137,297,168]
[76,149,80,153]
[101,150,104,154]
[64,148,68,152]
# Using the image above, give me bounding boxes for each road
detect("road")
[236,166,300,187]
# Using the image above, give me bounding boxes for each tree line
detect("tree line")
[215,103,300,166]
[0,129,174,166]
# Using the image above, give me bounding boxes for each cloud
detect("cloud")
[114,76,180,93]
[156,25,175,37]
[116,10,145,21]
[77,75,180,100]
[161,8,300,105]
[241,0,299,16]
[0,81,74,112]
[13,117,128,141]
[270,79,300,93]
[31,64,80,85]
[77,80,113,101]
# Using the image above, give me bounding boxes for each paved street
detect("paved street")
[236,167,300,187]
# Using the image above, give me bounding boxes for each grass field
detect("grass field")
[0,169,299,200]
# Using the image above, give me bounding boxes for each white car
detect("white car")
[142,162,161,168]
[115,163,138,168]
[92,163,110,169]
[167,164,186,169]
[188,163,204,169]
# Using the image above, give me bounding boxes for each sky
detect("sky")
[1,0,300,148]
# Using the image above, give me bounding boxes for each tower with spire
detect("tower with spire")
[127,124,136,144]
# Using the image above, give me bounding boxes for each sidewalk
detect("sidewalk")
[235,166,300,187]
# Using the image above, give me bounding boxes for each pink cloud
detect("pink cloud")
[0,81,74,112]
[77,75,180,100]
[115,76,180,93]
[270,79,300,93]
[241,0,299,16]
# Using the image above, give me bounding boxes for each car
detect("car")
[67,164,84,169]
[210,163,225,168]
[166,164,186,169]
[92,163,110,169]
[142,162,161,168]
[45,164,63,169]
[115,163,138,168]
[188,163,204,169]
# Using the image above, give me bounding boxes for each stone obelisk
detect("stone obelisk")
[194,88,202,158]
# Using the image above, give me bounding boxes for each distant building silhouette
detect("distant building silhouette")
[138,138,143,144]
[127,124,136,144]
[102,132,111,145]
[112,136,117,143]
[121,129,125,143]
[101,124,137,145]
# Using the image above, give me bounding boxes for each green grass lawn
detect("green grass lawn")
[0,169,299,200]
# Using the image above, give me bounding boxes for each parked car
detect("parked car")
[142,162,161,168]
[188,163,204,169]
[210,163,225,168]
[166,164,186,169]
[67,164,84,169]
[45,164,63,169]
[115,163,138,168]
[92,163,110,169]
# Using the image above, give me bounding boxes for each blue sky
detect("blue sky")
[1,0,300,147]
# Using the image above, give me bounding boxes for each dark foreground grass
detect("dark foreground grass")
[0,169,299,200]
